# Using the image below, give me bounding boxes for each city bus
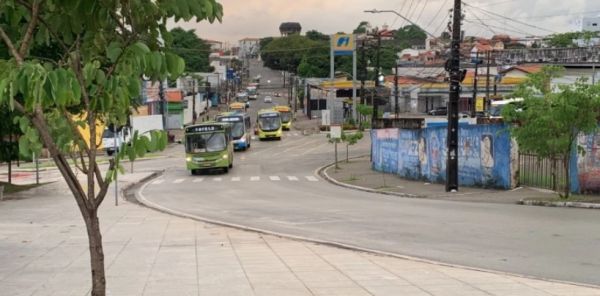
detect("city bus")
[256,109,282,140]
[273,105,292,130]
[184,122,234,174]
[229,102,247,112]
[215,112,252,151]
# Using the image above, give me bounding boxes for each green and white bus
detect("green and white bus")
[185,122,234,174]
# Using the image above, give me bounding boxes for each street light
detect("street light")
[364,9,438,39]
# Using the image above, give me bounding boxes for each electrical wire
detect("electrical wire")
[463,1,557,34]
[414,0,430,24]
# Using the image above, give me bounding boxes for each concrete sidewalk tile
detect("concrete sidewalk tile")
[254,287,312,296]
[310,286,374,296]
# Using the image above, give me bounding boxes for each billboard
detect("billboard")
[331,34,355,56]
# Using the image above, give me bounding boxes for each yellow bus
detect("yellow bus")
[256,109,282,140]
[185,122,234,174]
[273,105,292,130]
[229,102,246,113]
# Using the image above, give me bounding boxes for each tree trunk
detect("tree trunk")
[563,155,570,199]
[346,144,349,163]
[85,209,106,296]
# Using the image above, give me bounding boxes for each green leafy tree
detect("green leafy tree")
[306,30,329,41]
[353,21,370,34]
[261,35,323,73]
[547,31,599,48]
[393,24,426,49]
[171,27,212,72]
[0,1,222,295]
[342,131,363,162]
[502,66,600,198]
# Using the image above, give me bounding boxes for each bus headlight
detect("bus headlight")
[222,154,228,159]
[186,156,192,162]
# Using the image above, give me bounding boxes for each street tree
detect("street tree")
[0,103,19,184]
[393,24,427,49]
[547,31,599,48]
[502,66,600,198]
[171,27,213,72]
[0,1,223,296]
[261,34,323,73]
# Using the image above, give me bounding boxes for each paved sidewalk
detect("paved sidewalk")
[1,172,599,295]
[322,155,566,204]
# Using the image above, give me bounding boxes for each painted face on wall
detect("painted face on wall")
[481,135,494,168]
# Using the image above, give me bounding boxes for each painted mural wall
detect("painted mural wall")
[573,132,600,193]
[372,124,515,189]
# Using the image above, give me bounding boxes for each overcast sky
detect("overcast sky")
[172,0,600,45]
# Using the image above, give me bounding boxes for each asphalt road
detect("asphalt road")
[138,60,600,286]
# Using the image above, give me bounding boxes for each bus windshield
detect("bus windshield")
[258,116,280,131]
[216,117,244,139]
[186,133,226,153]
[280,112,291,123]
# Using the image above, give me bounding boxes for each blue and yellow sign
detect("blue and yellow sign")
[331,34,355,56]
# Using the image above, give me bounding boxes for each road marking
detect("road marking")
[269,176,280,181]
[287,176,299,181]
[192,178,204,183]
[152,180,164,185]
[250,176,260,181]
[232,177,241,182]
[213,177,222,182]
[173,179,185,184]
[305,176,319,182]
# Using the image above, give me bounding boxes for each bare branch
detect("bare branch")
[18,0,43,58]
[94,159,115,205]
[0,27,24,65]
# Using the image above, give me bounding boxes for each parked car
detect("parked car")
[264,96,273,103]
[427,107,447,116]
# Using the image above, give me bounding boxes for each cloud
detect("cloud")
[171,0,600,45]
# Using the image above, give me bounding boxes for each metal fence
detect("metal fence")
[518,153,567,191]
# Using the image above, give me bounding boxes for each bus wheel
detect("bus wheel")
[191,169,197,176]
[223,167,229,173]
[229,162,233,169]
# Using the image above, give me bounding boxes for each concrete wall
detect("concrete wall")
[372,124,516,189]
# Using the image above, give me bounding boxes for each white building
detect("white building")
[582,17,600,32]
[239,38,260,58]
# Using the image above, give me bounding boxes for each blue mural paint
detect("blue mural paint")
[372,124,514,189]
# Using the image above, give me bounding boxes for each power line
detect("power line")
[463,1,556,34]
[414,0,430,24]
[466,9,600,21]
[391,0,409,28]
[466,7,497,35]
[426,0,451,28]
[464,6,541,36]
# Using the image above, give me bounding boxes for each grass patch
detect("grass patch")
[0,182,42,194]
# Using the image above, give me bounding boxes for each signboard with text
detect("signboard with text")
[331,34,355,56]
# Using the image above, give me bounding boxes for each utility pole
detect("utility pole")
[485,51,491,113]
[360,39,366,105]
[446,0,462,192]
[372,29,381,127]
[192,79,197,124]
[471,50,479,117]
[394,63,399,118]
[159,80,166,130]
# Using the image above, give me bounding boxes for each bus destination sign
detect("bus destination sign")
[186,125,223,133]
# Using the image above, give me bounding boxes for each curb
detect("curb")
[317,155,424,199]
[518,199,600,209]
[2,156,170,174]
[132,172,600,291]
[119,170,165,201]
